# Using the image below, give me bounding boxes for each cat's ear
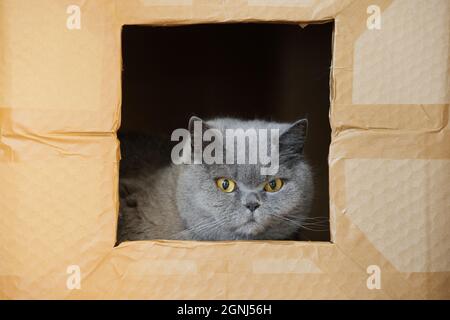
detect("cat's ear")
[279,119,308,161]
[188,115,212,136]
[189,116,206,135]
[188,116,213,149]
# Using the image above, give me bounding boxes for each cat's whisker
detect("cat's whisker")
[297,220,329,227]
[293,217,330,226]
[172,222,214,239]
[193,222,224,237]
[298,217,329,221]
[171,216,229,239]
[197,221,228,239]
[169,219,213,239]
[267,213,329,232]
[267,213,302,226]
[200,217,232,236]
[297,225,329,232]
[292,216,329,222]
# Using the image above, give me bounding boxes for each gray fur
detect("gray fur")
[116,117,314,243]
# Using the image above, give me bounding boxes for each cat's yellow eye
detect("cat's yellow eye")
[264,178,283,193]
[216,178,236,193]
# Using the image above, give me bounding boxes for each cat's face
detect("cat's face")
[176,117,313,240]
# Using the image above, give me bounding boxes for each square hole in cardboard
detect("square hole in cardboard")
[118,23,332,243]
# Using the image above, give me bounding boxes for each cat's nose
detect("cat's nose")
[245,202,260,212]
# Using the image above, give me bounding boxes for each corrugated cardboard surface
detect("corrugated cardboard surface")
[0,0,449,299]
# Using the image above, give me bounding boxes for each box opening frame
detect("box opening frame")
[116,20,336,248]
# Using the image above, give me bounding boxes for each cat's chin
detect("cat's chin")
[235,220,266,237]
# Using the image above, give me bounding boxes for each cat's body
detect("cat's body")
[117,134,185,242]
[117,117,314,244]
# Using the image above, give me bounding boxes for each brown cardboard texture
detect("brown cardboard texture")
[0,0,449,299]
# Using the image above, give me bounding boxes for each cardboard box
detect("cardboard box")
[0,0,448,299]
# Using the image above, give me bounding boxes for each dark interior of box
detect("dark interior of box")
[120,22,333,241]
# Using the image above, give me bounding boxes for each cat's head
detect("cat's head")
[176,116,313,240]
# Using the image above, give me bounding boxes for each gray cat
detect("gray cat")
[116,116,314,243]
